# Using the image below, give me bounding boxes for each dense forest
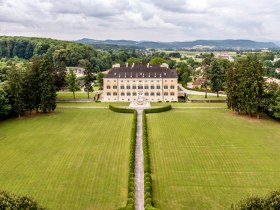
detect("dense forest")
[0,36,112,71]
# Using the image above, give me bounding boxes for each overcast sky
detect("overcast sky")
[0,0,280,42]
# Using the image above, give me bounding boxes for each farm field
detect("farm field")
[147,108,280,209]
[0,108,132,210]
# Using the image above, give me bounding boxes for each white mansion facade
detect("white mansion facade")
[103,64,178,102]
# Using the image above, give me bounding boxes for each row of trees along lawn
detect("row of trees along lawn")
[226,56,280,119]
[0,56,56,118]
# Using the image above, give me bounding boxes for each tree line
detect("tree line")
[226,57,280,119]
[0,56,56,118]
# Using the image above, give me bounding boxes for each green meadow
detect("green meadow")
[0,108,132,210]
[147,108,280,209]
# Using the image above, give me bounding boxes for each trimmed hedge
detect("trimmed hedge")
[142,110,154,209]
[145,105,171,113]
[111,106,137,210]
[143,106,171,209]
[0,190,45,209]
[109,105,135,113]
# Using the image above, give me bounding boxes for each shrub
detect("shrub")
[232,190,280,210]
[0,190,45,210]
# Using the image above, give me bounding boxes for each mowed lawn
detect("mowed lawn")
[147,108,280,209]
[56,91,95,100]
[0,108,132,210]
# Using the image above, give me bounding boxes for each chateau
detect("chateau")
[103,63,178,102]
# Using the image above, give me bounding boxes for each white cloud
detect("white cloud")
[0,0,279,42]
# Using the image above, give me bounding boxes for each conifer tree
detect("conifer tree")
[38,55,56,112]
[7,64,25,118]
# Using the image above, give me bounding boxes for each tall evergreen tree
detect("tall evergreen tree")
[207,59,229,97]
[0,82,11,117]
[38,55,56,113]
[23,57,41,112]
[7,64,25,118]
[226,57,264,118]
[53,49,67,90]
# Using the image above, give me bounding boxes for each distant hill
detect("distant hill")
[76,38,279,49]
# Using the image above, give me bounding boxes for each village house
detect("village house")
[192,77,206,89]
[66,67,85,77]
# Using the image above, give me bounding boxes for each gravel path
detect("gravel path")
[135,110,144,210]
[178,83,227,96]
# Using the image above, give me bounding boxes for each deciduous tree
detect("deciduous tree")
[66,69,80,99]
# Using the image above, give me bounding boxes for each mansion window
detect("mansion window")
[107,92,111,96]
[156,92,161,96]
[113,85,117,89]
[132,85,137,89]
[120,85,124,89]
[164,92,168,96]
[156,85,161,89]
[127,92,131,96]
[133,92,137,96]
[138,86,143,89]
[150,85,155,89]
[170,85,174,89]
[151,92,155,96]
[106,86,111,89]
[113,92,117,96]
[164,85,168,89]
[145,92,149,96]
[127,85,131,89]
[121,92,125,96]
[144,85,149,89]
[170,92,174,96]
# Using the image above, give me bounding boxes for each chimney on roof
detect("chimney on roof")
[132,63,135,68]
[164,72,166,76]
[114,72,117,75]
[125,62,128,67]
[147,63,149,68]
